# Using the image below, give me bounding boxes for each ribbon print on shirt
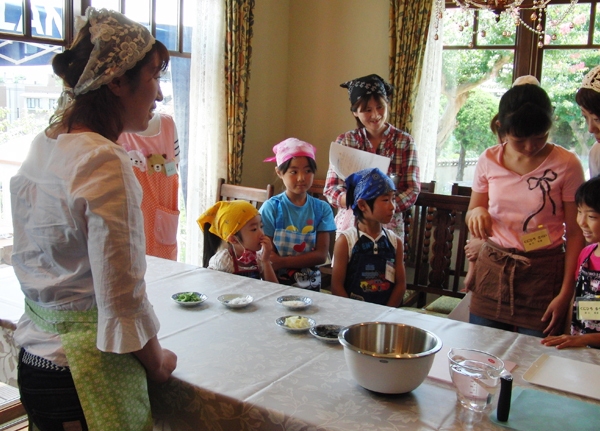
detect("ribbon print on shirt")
[523,168,557,232]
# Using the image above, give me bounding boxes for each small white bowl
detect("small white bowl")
[276,315,316,332]
[171,292,207,307]
[277,295,313,310]
[310,324,343,343]
[217,294,253,309]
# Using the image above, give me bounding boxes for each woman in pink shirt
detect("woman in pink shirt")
[466,83,585,337]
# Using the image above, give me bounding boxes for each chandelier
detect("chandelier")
[433,0,580,47]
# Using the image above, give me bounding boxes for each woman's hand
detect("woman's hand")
[541,293,571,336]
[467,206,493,239]
[146,348,178,383]
[133,337,177,383]
[465,238,485,261]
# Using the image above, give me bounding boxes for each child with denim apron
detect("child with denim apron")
[543,177,600,349]
[260,138,336,291]
[11,9,177,431]
[198,200,278,282]
[331,168,406,307]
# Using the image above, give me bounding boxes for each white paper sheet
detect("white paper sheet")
[523,353,600,400]
[328,142,390,180]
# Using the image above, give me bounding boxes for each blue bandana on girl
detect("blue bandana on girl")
[345,168,396,212]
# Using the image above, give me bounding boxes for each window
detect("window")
[0,1,67,236]
[434,0,598,190]
[26,97,40,109]
[0,1,193,263]
[89,0,193,260]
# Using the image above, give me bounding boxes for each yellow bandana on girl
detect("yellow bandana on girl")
[197,200,259,240]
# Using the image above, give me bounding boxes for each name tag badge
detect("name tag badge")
[521,225,551,252]
[164,161,177,177]
[385,260,395,283]
[576,297,600,321]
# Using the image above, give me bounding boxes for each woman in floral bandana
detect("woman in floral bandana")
[324,74,420,240]
[11,8,176,431]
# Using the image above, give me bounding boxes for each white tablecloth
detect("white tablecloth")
[3,257,600,430]
[143,257,600,431]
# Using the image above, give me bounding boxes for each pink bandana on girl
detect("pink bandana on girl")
[263,138,316,166]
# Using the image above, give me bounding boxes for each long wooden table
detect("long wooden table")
[2,257,600,430]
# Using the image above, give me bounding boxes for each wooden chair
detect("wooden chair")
[403,181,436,266]
[420,180,436,193]
[306,178,337,291]
[418,182,473,314]
[451,182,472,197]
[217,178,274,207]
[202,179,274,267]
[402,192,470,309]
[308,178,328,202]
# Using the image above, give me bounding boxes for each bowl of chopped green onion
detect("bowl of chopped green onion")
[171,291,207,307]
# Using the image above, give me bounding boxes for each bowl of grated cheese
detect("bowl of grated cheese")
[276,315,316,332]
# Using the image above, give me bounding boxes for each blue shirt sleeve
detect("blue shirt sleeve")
[315,198,337,232]
[259,197,278,237]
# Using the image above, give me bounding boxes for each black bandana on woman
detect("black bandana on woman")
[340,74,394,105]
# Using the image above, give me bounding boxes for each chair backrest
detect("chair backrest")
[451,182,472,197]
[308,178,328,202]
[217,178,274,207]
[420,180,436,193]
[202,178,274,267]
[402,192,470,308]
[306,178,337,263]
[403,181,436,262]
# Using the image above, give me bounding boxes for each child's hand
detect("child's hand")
[259,236,273,261]
[541,334,588,349]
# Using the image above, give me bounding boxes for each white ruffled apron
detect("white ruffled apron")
[24,298,153,431]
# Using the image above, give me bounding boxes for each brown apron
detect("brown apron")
[467,240,565,331]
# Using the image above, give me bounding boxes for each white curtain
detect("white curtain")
[411,0,443,183]
[185,0,228,266]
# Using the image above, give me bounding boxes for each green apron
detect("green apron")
[25,298,153,431]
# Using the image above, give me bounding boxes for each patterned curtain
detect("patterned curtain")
[225,0,256,184]
[389,0,433,134]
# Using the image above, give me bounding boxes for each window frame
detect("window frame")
[443,0,600,81]
[85,0,190,58]
[0,1,190,58]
